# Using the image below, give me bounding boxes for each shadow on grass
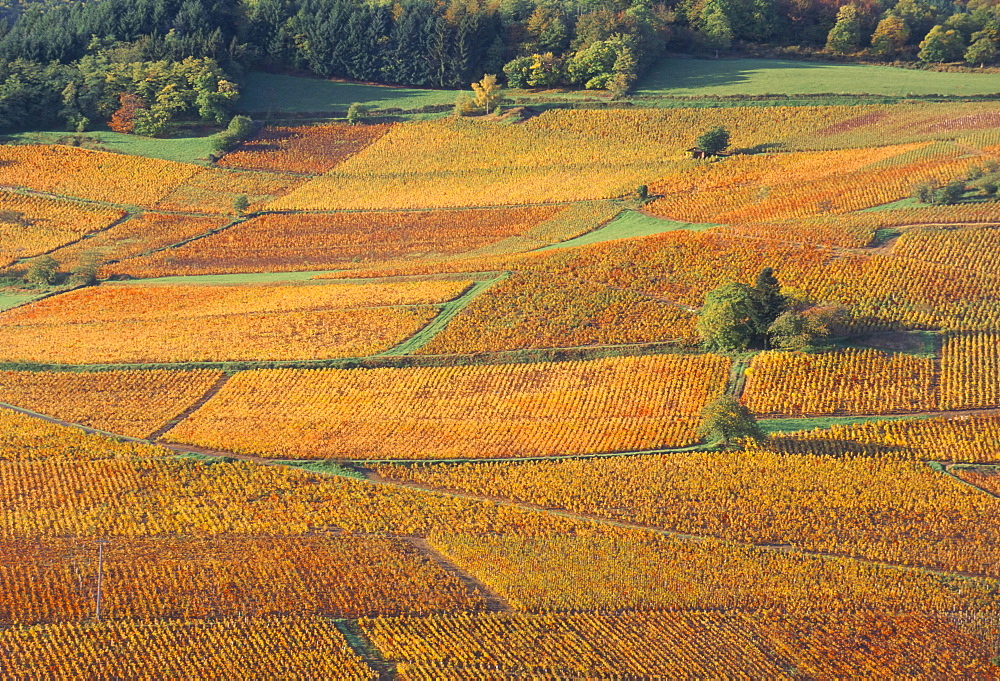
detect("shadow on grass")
[766,435,912,458]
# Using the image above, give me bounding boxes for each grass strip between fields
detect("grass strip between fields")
[539,210,716,251]
[0,340,696,374]
[759,413,937,435]
[376,274,510,356]
[928,461,1000,500]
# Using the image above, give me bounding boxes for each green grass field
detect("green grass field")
[237,72,459,114]
[0,292,44,312]
[542,210,715,250]
[636,58,1000,97]
[3,130,216,165]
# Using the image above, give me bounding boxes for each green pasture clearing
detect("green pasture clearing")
[237,72,458,115]
[862,195,999,213]
[760,413,935,435]
[277,460,368,479]
[0,291,44,312]
[3,130,215,165]
[541,210,715,251]
[636,58,1000,97]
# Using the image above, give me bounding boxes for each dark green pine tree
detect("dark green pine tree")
[384,2,434,85]
[753,266,785,332]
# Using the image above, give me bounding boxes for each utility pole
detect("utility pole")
[94,539,108,623]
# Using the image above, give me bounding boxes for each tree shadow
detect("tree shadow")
[735,142,783,155]
[0,210,32,227]
[637,57,833,93]
[768,435,912,458]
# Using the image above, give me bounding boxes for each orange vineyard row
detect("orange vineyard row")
[381,445,1000,576]
[741,348,939,416]
[0,616,374,679]
[0,408,163,462]
[0,455,591,538]
[0,191,124,267]
[166,354,730,460]
[217,123,392,174]
[104,207,560,278]
[0,280,469,363]
[0,535,482,625]
[0,369,223,439]
[362,608,998,679]
[417,272,697,354]
[427,530,1000,614]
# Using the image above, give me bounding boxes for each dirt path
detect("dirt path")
[940,463,1000,500]
[147,374,231,440]
[406,537,512,613]
[0,401,152,445]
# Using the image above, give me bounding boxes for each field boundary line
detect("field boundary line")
[359,469,1000,583]
[0,339,696,373]
[10,210,137,268]
[405,537,513,613]
[147,373,231,441]
[0,401,151,445]
[332,619,396,680]
[0,185,222,218]
[2,397,994,584]
[930,462,1000,500]
[376,274,509,356]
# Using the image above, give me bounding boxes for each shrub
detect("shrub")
[346,103,366,125]
[24,255,59,286]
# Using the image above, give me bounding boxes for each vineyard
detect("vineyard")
[103,206,561,278]
[0,279,469,363]
[0,369,223,438]
[164,354,730,460]
[741,348,939,416]
[0,535,483,625]
[0,191,125,268]
[217,123,393,173]
[2,88,1000,676]
[379,447,1000,575]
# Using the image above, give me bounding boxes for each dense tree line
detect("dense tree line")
[0,0,998,134]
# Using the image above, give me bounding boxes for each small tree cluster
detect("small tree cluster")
[456,75,504,116]
[913,163,1000,205]
[24,255,59,286]
[696,268,843,352]
[346,103,367,125]
[107,93,146,134]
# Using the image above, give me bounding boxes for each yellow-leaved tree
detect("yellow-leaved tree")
[471,74,503,115]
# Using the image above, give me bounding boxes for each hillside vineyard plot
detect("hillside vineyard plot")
[382,447,1000,575]
[360,609,996,678]
[104,206,561,278]
[216,123,392,173]
[0,191,125,268]
[6,86,1000,678]
[0,280,469,363]
[165,354,730,460]
[0,369,224,438]
[0,535,484,625]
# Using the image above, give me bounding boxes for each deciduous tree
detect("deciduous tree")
[698,395,765,447]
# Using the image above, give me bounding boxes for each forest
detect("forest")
[0,0,998,133]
